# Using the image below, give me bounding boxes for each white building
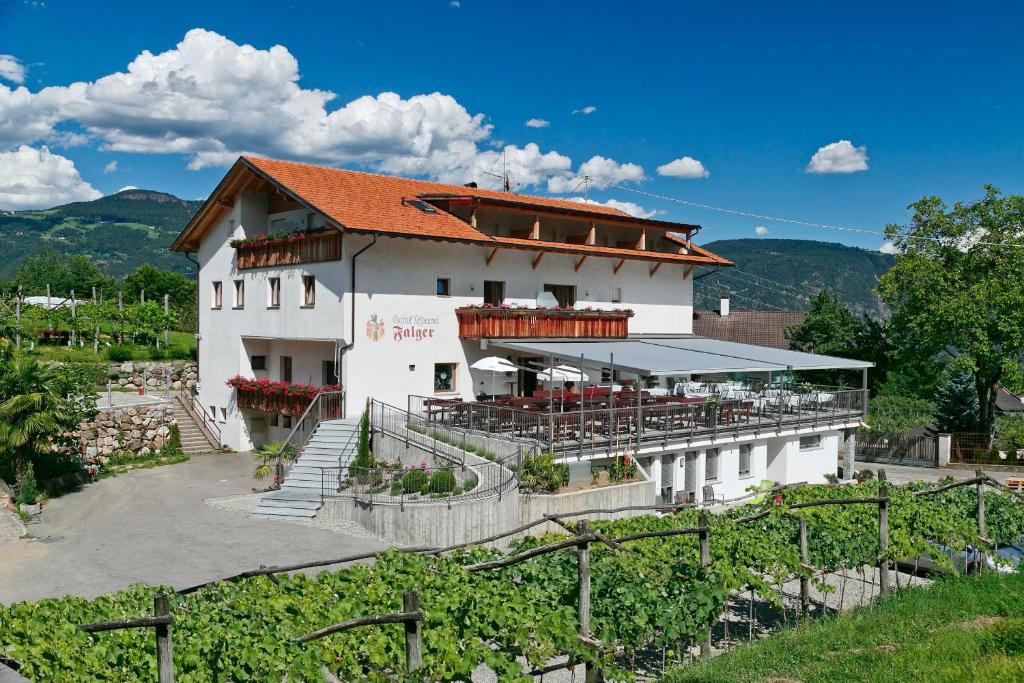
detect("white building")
[172,156,870,504]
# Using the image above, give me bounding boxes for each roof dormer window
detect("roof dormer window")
[406,198,437,214]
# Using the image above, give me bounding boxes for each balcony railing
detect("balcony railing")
[409,385,866,455]
[234,231,342,270]
[456,307,632,339]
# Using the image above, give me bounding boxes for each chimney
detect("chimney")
[720,294,730,317]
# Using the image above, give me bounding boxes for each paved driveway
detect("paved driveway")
[0,453,384,604]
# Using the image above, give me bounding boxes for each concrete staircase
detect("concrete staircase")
[253,418,360,520]
[171,395,220,456]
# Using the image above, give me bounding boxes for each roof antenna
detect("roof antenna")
[572,175,592,202]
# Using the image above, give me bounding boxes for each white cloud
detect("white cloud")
[0,55,25,84]
[657,155,709,179]
[0,145,101,209]
[547,155,644,193]
[572,105,597,115]
[0,29,595,191]
[568,196,657,219]
[879,241,898,254]
[103,159,118,173]
[525,118,549,128]
[806,139,868,174]
[754,226,770,236]
[449,0,460,6]
[117,185,139,192]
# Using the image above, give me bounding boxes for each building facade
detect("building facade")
[174,156,868,503]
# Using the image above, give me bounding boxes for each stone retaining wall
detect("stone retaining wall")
[78,401,177,457]
[106,361,197,392]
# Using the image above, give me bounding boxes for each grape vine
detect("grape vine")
[1,479,1021,681]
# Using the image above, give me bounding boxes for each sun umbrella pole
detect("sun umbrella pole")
[579,353,586,462]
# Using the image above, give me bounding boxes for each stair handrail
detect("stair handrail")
[177,385,222,449]
[274,390,346,485]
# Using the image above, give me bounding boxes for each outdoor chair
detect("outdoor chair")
[702,484,725,505]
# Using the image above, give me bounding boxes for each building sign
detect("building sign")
[392,314,439,342]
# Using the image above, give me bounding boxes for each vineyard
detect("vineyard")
[3,478,1024,681]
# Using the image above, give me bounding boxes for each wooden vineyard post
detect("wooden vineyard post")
[79,591,176,683]
[698,510,711,656]
[976,468,986,537]
[577,520,601,683]
[403,590,422,674]
[154,593,175,683]
[799,516,810,616]
[878,470,890,598]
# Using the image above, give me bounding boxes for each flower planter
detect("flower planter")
[234,231,342,270]
[456,307,633,339]
[227,376,340,416]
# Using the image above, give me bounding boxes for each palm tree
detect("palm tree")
[0,357,64,486]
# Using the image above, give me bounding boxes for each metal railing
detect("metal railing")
[318,399,523,506]
[273,390,345,483]
[177,386,222,449]
[409,386,866,456]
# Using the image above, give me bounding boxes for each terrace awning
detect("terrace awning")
[488,335,872,376]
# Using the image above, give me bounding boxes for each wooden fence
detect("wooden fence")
[74,471,1002,681]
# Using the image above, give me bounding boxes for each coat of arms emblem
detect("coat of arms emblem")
[365,314,385,342]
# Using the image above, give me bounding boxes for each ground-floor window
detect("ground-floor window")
[434,363,457,392]
[799,434,822,450]
[739,443,752,477]
[705,448,719,482]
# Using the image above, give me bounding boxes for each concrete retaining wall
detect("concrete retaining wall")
[518,477,656,535]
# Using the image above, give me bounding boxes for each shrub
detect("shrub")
[520,453,570,493]
[866,393,936,433]
[105,346,133,362]
[430,470,457,494]
[148,346,168,361]
[352,407,373,470]
[16,464,38,506]
[995,415,1024,454]
[981,618,1024,656]
[402,468,428,494]
[161,423,183,457]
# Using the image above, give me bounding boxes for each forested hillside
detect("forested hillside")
[0,190,202,279]
[696,238,895,317]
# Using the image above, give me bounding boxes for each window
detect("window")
[543,284,576,308]
[322,360,338,387]
[280,355,292,383]
[705,448,719,482]
[211,281,222,309]
[800,435,822,450]
[408,199,437,214]
[268,278,280,308]
[282,415,292,429]
[251,355,267,371]
[306,212,315,229]
[436,276,451,297]
[233,279,244,309]
[739,444,752,477]
[302,275,316,307]
[434,363,456,393]
[209,404,216,419]
[269,414,279,427]
[483,280,505,306]
[219,407,227,423]
[611,286,623,304]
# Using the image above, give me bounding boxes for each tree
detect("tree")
[122,265,196,331]
[13,248,113,298]
[878,186,1024,432]
[932,365,981,433]
[0,357,65,485]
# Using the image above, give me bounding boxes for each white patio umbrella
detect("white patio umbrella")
[536,366,579,411]
[554,364,590,383]
[471,356,518,398]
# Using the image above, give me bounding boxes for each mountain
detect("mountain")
[0,190,203,279]
[696,238,895,318]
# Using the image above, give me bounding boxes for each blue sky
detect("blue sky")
[0,0,1021,252]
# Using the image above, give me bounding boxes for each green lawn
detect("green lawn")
[664,572,1024,683]
[24,329,195,362]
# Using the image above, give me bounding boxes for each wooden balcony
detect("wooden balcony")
[456,307,632,339]
[234,231,342,270]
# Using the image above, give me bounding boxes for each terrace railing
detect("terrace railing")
[409,386,866,456]
[235,231,342,270]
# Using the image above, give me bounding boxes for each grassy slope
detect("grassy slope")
[664,572,1024,683]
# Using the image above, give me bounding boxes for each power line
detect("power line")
[727,266,819,298]
[693,282,790,311]
[609,184,1024,249]
[712,270,812,303]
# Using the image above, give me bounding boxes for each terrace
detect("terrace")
[410,381,866,455]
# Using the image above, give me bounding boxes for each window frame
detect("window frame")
[738,444,752,478]
[483,280,505,306]
[232,279,245,310]
[268,277,281,309]
[799,434,822,451]
[543,283,577,308]
[434,362,457,393]
[250,355,267,371]
[704,447,720,483]
[436,276,452,297]
[211,281,223,310]
[301,275,316,308]
[280,355,293,383]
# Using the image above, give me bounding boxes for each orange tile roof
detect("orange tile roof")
[172,155,731,267]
